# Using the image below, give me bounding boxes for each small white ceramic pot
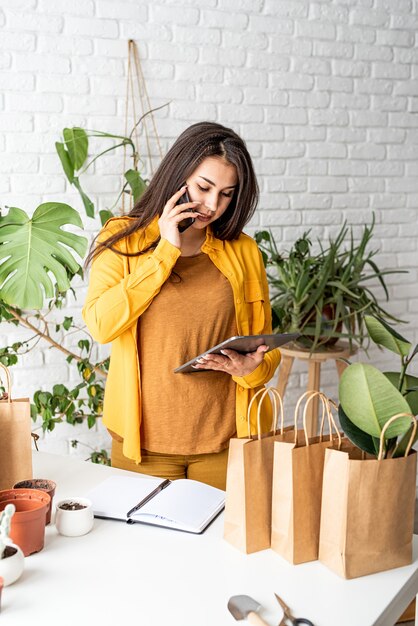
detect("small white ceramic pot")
[0,542,25,586]
[55,497,94,537]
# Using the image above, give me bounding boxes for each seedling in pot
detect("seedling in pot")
[55,497,94,537]
[59,501,87,511]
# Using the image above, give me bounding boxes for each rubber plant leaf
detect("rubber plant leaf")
[338,404,379,457]
[365,314,411,357]
[55,142,74,183]
[392,421,418,458]
[124,169,147,204]
[384,372,418,416]
[63,127,88,171]
[339,363,411,439]
[0,204,87,309]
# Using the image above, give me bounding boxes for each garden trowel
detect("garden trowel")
[227,595,269,625]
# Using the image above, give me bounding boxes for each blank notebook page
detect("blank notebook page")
[88,475,165,519]
[134,479,224,528]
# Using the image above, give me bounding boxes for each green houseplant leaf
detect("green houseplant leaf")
[255,219,405,350]
[365,315,411,357]
[339,363,411,439]
[63,127,88,170]
[254,230,270,244]
[55,142,74,183]
[392,421,418,458]
[0,204,87,309]
[338,404,379,456]
[384,372,418,415]
[99,210,114,227]
[73,177,95,218]
[125,169,147,203]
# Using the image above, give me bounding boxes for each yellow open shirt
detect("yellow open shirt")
[82,217,281,463]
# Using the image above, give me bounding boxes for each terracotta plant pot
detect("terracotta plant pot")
[0,543,25,586]
[13,479,56,525]
[0,489,50,556]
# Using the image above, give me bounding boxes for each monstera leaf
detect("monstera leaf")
[0,203,87,309]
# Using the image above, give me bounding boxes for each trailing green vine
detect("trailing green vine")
[0,109,165,462]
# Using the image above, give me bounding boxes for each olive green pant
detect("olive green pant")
[111,440,229,491]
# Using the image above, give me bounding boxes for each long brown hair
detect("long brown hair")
[86,121,259,266]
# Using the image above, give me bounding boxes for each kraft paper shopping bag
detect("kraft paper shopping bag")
[271,390,342,564]
[223,387,293,554]
[0,363,33,490]
[319,413,417,579]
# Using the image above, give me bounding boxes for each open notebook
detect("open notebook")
[86,475,225,534]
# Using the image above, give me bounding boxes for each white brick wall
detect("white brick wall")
[1,0,417,455]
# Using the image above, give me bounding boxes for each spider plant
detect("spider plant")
[254,216,405,350]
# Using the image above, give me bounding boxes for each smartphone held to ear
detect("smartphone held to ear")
[177,189,196,233]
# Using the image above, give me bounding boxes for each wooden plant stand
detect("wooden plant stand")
[276,341,357,437]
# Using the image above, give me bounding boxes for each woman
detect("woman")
[82,121,281,490]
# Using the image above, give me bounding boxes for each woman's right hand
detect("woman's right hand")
[158,186,200,249]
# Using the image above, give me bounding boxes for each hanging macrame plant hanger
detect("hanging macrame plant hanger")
[121,39,164,214]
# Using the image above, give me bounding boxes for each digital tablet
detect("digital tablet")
[174,333,299,374]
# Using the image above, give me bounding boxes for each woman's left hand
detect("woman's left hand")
[192,345,268,377]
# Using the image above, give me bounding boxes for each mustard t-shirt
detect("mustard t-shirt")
[139,252,237,455]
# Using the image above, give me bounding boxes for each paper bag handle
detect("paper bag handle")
[0,362,12,404]
[326,398,342,450]
[378,413,417,461]
[294,390,326,446]
[247,386,284,440]
[294,390,341,448]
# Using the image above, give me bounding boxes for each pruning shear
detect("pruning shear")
[275,593,315,626]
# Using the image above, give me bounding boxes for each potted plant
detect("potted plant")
[55,497,94,537]
[255,217,404,351]
[318,315,418,578]
[0,504,25,586]
[13,479,56,525]
[0,41,161,456]
[0,113,156,458]
[338,315,418,457]
[0,489,50,556]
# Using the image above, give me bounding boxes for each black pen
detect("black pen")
[126,478,171,518]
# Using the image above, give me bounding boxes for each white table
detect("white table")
[1,452,418,626]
